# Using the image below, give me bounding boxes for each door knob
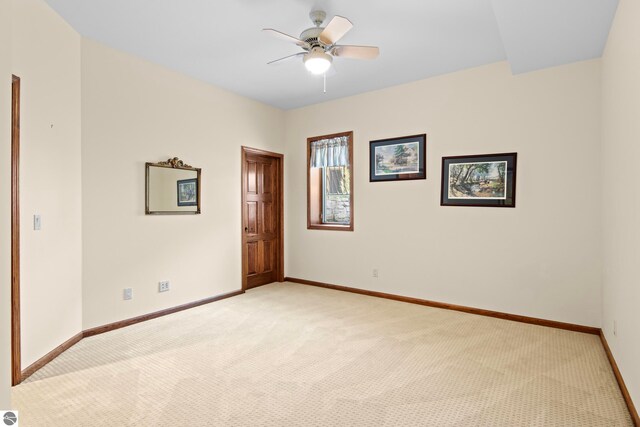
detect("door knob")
[245,227,248,232]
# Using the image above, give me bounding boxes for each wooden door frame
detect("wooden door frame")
[241,146,284,291]
[11,75,21,386]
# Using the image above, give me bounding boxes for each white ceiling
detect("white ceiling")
[44,0,618,110]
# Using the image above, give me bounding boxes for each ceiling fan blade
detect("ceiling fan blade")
[332,45,379,60]
[319,16,353,45]
[267,52,305,65]
[262,28,310,49]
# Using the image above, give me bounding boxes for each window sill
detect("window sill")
[308,223,353,232]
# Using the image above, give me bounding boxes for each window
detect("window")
[323,166,351,224]
[307,131,354,231]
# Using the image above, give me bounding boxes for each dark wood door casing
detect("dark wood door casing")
[241,147,284,290]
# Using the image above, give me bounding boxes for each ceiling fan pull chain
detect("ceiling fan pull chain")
[323,73,327,94]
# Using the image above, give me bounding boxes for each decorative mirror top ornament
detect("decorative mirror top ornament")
[157,157,194,169]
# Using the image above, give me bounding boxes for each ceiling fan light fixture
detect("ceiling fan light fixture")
[304,48,332,75]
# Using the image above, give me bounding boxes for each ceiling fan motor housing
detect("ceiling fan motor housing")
[300,10,330,50]
[300,27,327,50]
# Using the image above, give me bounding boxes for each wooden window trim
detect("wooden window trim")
[307,131,354,231]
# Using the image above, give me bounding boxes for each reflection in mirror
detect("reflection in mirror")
[146,158,201,215]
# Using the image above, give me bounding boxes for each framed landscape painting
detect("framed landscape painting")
[177,178,198,207]
[369,134,426,182]
[441,153,517,207]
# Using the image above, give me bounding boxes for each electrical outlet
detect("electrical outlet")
[123,288,133,300]
[372,269,379,278]
[613,320,617,337]
[159,281,170,293]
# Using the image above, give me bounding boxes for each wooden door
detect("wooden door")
[242,148,283,290]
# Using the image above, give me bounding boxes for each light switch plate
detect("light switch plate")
[33,214,41,231]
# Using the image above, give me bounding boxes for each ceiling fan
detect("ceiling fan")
[263,10,380,75]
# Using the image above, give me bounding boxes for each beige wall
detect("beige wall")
[11,0,83,369]
[0,0,13,409]
[285,60,603,327]
[601,0,640,407]
[81,39,285,329]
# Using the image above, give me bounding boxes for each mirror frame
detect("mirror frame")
[145,157,202,215]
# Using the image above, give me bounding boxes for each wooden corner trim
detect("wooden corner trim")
[83,289,244,337]
[17,289,244,383]
[600,331,640,426]
[11,75,21,387]
[284,277,600,335]
[21,332,83,382]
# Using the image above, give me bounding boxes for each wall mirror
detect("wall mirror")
[146,157,201,215]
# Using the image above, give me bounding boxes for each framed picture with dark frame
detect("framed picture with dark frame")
[177,178,198,207]
[369,134,426,182]
[441,152,517,207]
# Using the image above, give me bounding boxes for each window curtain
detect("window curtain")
[310,136,350,168]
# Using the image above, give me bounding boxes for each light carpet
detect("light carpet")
[13,282,632,426]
